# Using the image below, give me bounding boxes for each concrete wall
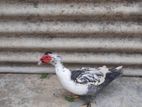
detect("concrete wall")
[0,0,142,76]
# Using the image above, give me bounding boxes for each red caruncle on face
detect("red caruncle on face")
[40,55,52,64]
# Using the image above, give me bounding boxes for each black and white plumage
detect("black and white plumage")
[38,52,123,107]
[71,66,122,95]
[71,67,105,85]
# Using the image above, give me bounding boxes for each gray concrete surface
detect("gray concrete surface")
[0,74,142,107]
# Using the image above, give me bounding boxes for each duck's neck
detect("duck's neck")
[54,61,71,80]
[55,61,64,73]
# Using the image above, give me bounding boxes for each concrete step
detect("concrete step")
[0,37,142,53]
[0,21,141,34]
[0,51,142,65]
[0,0,141,3]
[0,3,141,21]
[0,66,142,76]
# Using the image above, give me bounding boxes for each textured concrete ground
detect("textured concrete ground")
[0,74,142,107]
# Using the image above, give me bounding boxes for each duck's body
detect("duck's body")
[54,60,122,96]
[38,52,123,107]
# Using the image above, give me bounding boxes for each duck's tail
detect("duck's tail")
[103,66,123,86]
[94,66,123,95]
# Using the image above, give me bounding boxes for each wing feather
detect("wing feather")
[71,68,104,85]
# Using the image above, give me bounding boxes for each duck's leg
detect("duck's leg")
[70,94,80,99]
[86,102,91,107]
[65,94,80,99]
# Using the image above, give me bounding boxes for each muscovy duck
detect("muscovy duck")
[38,51,123,107]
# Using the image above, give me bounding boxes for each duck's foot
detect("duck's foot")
[69,100,84,107]
[65,94,80,101]
[72,95,80,99]
[86,102,91,107]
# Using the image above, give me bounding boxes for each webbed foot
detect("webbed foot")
[86,102,91,107]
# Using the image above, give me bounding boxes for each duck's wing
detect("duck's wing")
[71,68,104,85]
[87,66,123,95]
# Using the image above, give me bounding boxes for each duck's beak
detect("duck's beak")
[38,60,42,65]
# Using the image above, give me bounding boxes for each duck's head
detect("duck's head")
[38,51,62,65]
